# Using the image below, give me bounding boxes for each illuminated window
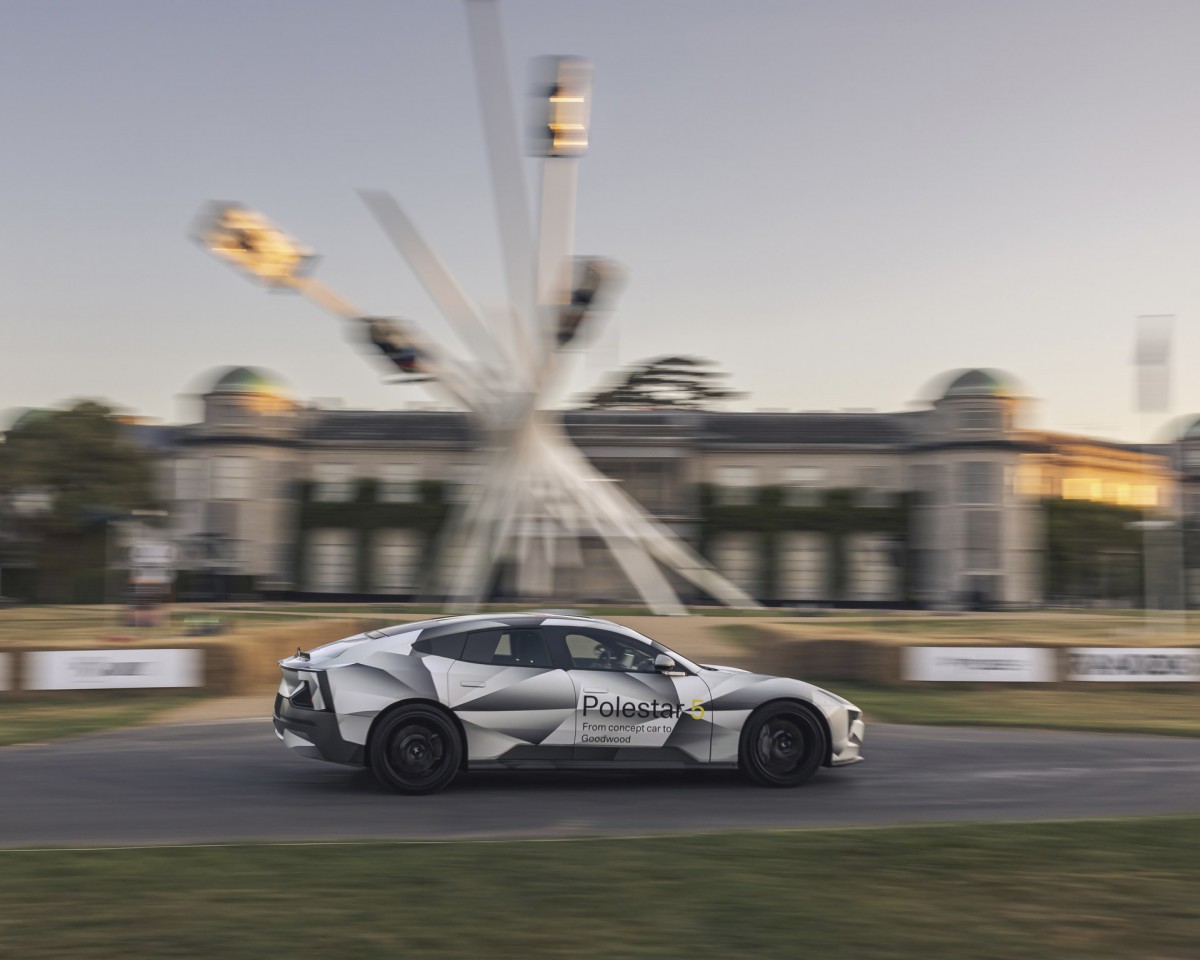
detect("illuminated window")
[1131,485,1158,507]
[1062,478,1101,501]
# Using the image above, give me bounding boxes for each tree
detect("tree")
[0,401,158,602]
[580,355,745,410]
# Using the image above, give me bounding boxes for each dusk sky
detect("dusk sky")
[3,0,1200,440]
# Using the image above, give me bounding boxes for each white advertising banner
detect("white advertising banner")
[1068,648,1200,682]
[24,649,203,690]
[905,646,1055,683]
[0,652,10,692]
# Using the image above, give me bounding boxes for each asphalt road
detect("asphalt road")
[3,720,1200,847]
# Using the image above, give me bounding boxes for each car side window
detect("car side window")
[411,634,467,660]
[562,630,656,673]
[461,629,554,669]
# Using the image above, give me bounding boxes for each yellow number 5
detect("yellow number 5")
[690,699,706,720]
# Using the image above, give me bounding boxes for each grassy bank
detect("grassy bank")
[1,818,1197,959]
[0,692,211,746]
[818,681,1200,738]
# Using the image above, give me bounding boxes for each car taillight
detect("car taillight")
[290,680,315,709]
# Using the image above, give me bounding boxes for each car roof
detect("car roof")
[366,612,622,640]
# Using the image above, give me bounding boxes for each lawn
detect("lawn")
[1,817,1196,959]
[818,680,1200,738]
[0,692,213,746]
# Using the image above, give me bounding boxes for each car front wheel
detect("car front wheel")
[739,702,825,788]
[370,705,463,795]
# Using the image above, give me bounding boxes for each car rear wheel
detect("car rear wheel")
[738,702,825,788]
[370,705,462,795]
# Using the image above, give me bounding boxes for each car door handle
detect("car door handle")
[459,680,486,688]
[583,687,608,694]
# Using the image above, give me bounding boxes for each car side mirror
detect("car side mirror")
[654,654,677,673]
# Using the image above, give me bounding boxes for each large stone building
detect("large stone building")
[149,365,1175,608]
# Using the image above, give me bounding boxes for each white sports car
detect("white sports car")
[274,613,864,794]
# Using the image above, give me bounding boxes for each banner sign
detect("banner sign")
[1068,648,1200,682]
[0,653,10,692]
[905,647,1054,682]
[24,649,202,690]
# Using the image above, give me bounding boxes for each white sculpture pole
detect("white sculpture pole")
[192,0,760,615]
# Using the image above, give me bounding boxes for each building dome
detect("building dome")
[940,368,1019,400]
[204,366,295,414]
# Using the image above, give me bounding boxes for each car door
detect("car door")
[446,627,577,763]
[553,627,713,764]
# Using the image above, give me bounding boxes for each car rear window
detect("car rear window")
[411,634,467,660]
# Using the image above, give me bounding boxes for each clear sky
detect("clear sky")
[3,0,1199,440]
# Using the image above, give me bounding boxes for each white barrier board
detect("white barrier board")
[0,652,10,691]
[905,646,1055,682]
[24,649,203,690]
[1068,648,1200,682]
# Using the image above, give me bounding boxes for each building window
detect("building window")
[957,461,999,505]
[1061,478,1102,501]
[716,466,757,506]
[783,467,824,507]
[711,532,760,595]
[313,463,354,503]
[960,405,1001,431]
[847,534,898,602]
[374,529,421,593]
[778,532,827,601]
[212,457,254,500]
[380,464,420,504]
[1186,449,1200,471]
[308,529,355,592]
[964,511,1001,570]
[1131,485,1158,508]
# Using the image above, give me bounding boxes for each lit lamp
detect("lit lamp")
[533,57,592,159]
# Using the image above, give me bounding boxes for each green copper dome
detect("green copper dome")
[941,368,1018,400]
[208,366,291,398]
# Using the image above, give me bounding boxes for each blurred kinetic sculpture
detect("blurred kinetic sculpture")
[190,0,757,615]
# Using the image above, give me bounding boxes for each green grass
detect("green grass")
[1,818,1197,959]
[0,692,211,746]
[819,681,1200,738]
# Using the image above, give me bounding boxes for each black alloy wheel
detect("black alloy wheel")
[370,705,463,795]
[739,702,825,787]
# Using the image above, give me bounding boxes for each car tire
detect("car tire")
[738,702,826,788]
[370,705,463,795]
